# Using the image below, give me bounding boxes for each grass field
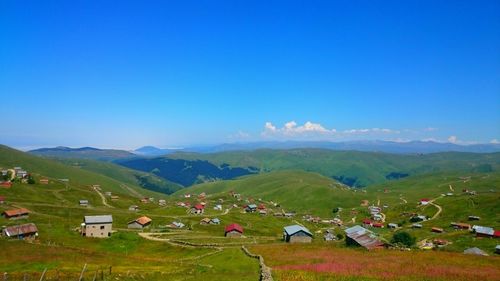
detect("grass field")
[0,145,499,280]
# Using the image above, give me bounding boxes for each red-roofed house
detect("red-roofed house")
[0,196,5,204]
[0,182,12,188]
[362,219,373,227]
[128,216,152,229]
[372,222,384,228]
[225,223,243,237]
[191,204,205,214]
[494,230,500,238]
[420,199,430,205]
[2,208,30,220]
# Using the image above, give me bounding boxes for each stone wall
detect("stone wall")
[241,246,273,281]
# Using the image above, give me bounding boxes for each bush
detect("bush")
[336,233,344,240]
[391,231,415,247]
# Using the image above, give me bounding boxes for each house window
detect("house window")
[108,232,111,237]
[100,225,105,230]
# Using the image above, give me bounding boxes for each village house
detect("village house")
[464,247,489,256]
[372,222,384,228]
[324,230,336,241]
[210,218,220,225]
[360,200,369,206]
[412,223,423,229]
[170,221,185,228]
[128,216,152,229]
[81,215,113,238]
[410,215,427,222]
[200,218,211,225]
[128,205,139,211]
[259,209,267,215]
[362,218,373,227]
[472,225,498,238]
[0,196,4,204]
[372,214,383,221]
[110,195,119,201]
[79,200,89,207]
[451,222,471,230]
[245,204,257,213]
[191,204,205,214]
[388,223,399,229]
[284,212,295,218]
[468,216,481,221]
[39,179,49,185]
[140,198,149,203]
[2,208,30,220]
[158,199,167,206]
[213,204,222,211]
[104,191,112,196]
[283,225,313,243]
[16,170,28,179]
[345,225,385,250]
[431,227,444,233]
[419,198,430,205]
[225,223,244,237]
[2,223,38,240]
[184,194,191,198]
[495,245,500,254]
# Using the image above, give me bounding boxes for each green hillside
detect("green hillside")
[55,158,183,194]
[0,145,163,198]
[166,149,500,187]
[175,170,365,216]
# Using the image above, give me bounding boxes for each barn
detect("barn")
[283,225,313,243]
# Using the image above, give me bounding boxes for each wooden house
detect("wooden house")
[345,225,385,250]
[2,223,38,239]
[81,215,113,238]
[2,208,30,220]
[225,223,243,237]
[128,216,152,229]
[283,225,313,243]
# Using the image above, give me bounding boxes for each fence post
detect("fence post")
[39,268,47,281]
[78,264,87,281]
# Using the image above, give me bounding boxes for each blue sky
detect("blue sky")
[1,0,499,149]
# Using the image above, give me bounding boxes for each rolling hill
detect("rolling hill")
[29,146,136,161]
[163,149,500,187]
[0,145,164,198]
[174,170,365,217]
[117,157,259,187]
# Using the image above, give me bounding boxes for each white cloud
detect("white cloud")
[262,121,399,139]
[490,139,500,144]
[448,136,458,144]
[228,130,250,140]
[424,127,438,132]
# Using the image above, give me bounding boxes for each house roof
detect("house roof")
[211,218,220,223]
[84,215,113,224]
[247,204,257,209]
[3,223,38,236]
[79,200,89,203]
[473,225,495,236]
[225,223,243,234]
[284,225,313,237]
[200,218,211,223]
[193,204,204,210]
[3,208,30,217]
[464,247,489,256]
[345,225,384,250]
[132,216,152,226]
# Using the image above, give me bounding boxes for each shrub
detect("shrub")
[391,231,415,247]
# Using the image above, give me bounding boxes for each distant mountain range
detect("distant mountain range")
[135,140,500,156]
[30,146,136,161]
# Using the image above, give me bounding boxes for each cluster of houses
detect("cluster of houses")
[1,208,38,240]
[1,166,31,186]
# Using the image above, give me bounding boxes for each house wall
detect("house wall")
[127,222,143,229]
[83,223,112,238]
[287,231,312,243]
[225,230,242,237]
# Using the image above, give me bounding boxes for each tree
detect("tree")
[332,207,339,214]
[391,231,416,247]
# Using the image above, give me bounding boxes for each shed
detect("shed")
[283,225,313,243]
[464,247,489,256]
[345,225,385,250]
[225,223,243,237]
[2,223,38,239]
[2,208,30,219]
[128,216,152,229]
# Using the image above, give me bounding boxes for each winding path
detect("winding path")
[92,186,114,208]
